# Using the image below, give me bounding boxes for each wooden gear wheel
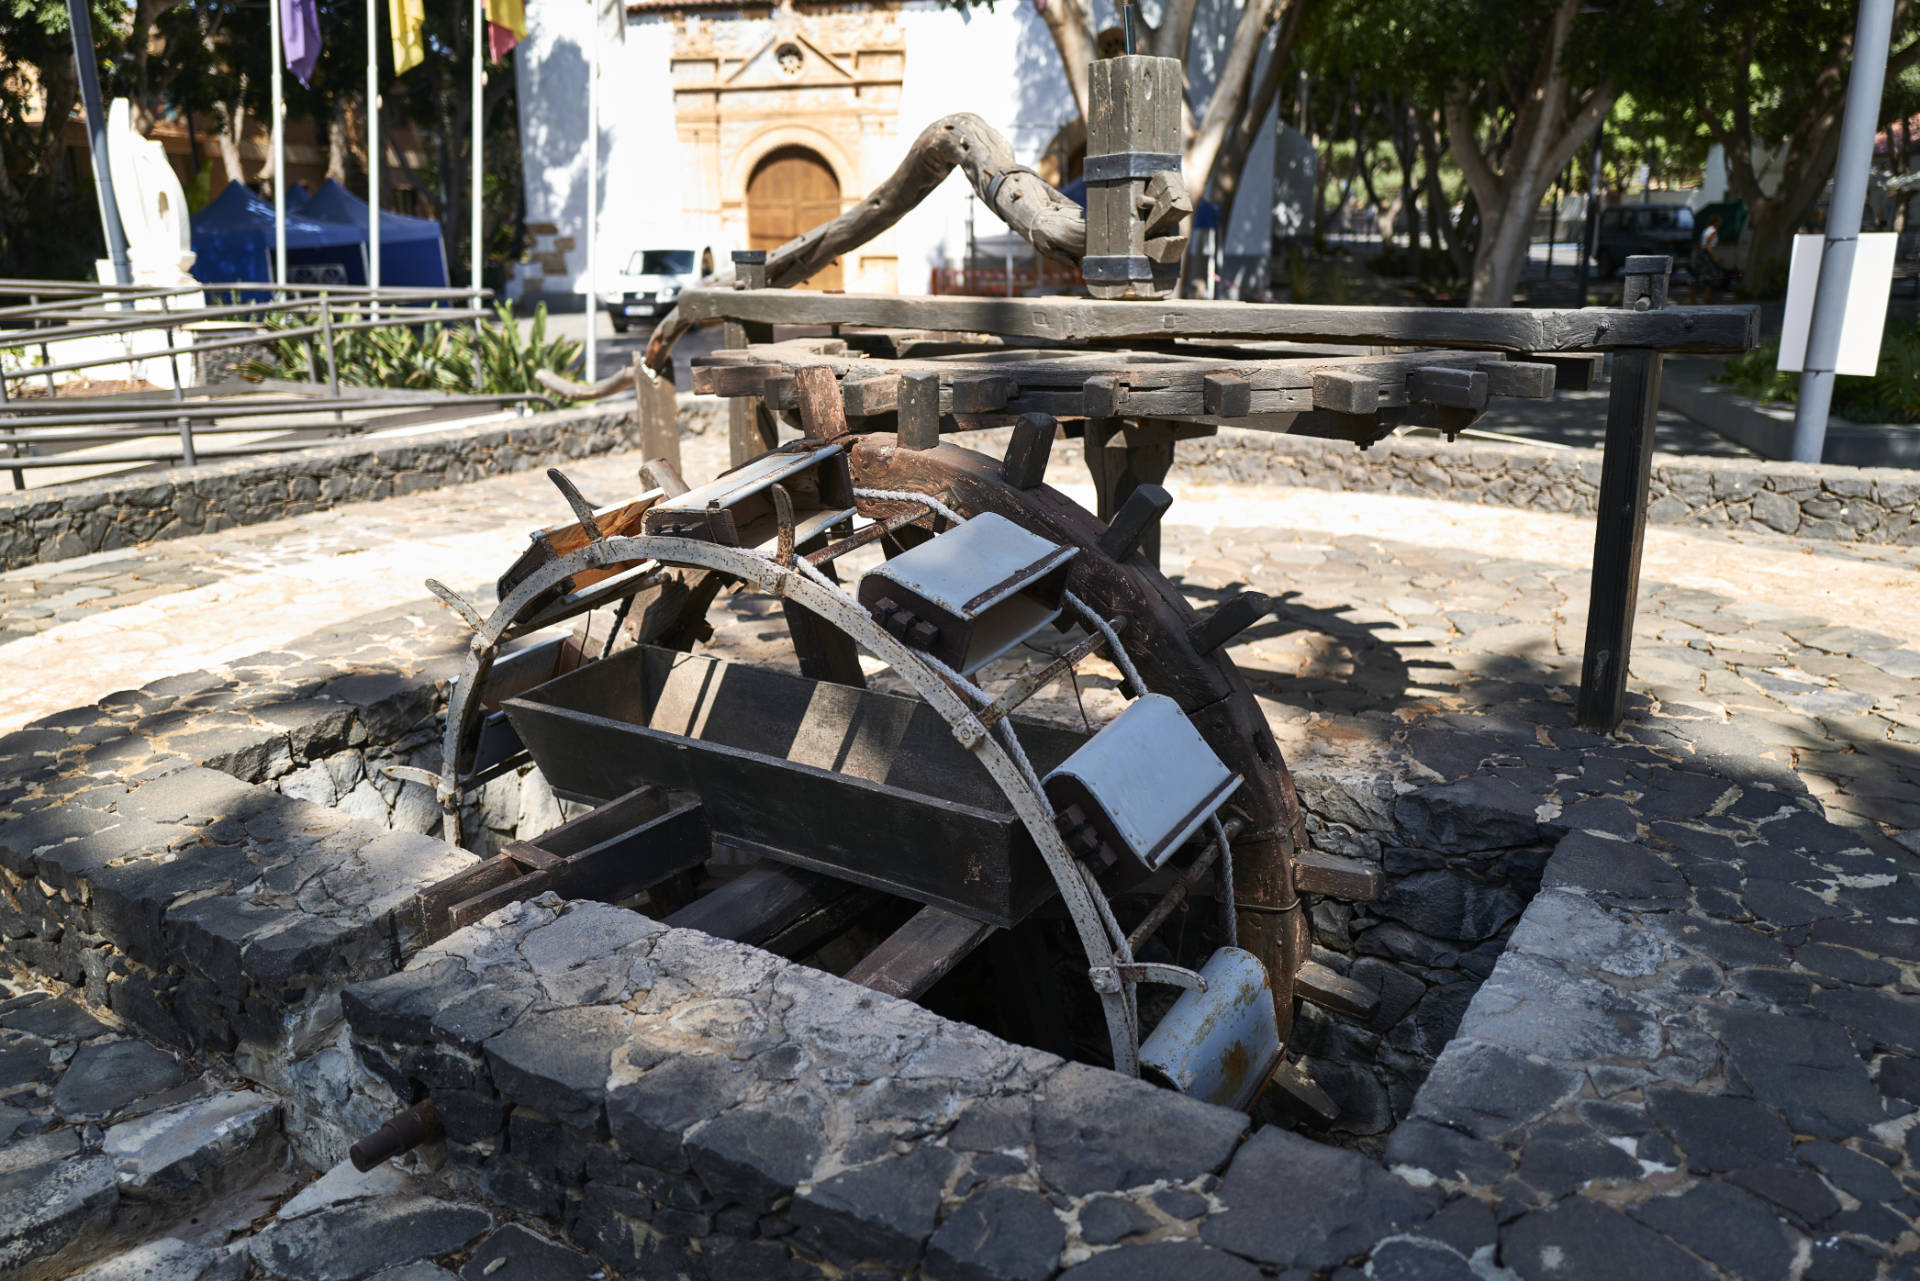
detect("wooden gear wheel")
[420,427,1377,1117]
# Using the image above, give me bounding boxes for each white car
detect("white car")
[600,247,717,333]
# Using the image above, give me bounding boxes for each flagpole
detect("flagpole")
[368,0,382,302]
[271,0,287,293]
[584,0,599,382]
[472,0,485,301]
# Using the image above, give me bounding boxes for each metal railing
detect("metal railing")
[0,281,541,489]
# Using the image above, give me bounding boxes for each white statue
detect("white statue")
[106,98,197,286]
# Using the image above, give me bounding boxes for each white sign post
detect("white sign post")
[1777,232,1898,377]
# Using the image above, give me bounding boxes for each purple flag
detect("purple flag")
[283,0,322,87]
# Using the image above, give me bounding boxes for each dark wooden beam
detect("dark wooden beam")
[680,288,1760,354]
[844,905,996,1000]
[1577,349,1665,731]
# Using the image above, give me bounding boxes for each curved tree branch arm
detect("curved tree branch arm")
[1444,91,1504,218]
[644,113,1087,374]
[1537,82,1616,194]
[536,364,638,401]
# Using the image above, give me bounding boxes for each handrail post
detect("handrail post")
[318,291,343,423]
[0,353,21,491]
[159,292,195,469]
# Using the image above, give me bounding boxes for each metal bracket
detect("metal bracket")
[1091,960,1208,992]
[1082,255,1156,283]
[1083,152,1182,183]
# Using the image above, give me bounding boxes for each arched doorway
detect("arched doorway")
[747,146,844,290]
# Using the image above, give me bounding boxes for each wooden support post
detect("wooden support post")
[633,354,681,475]
[1085,56,1187,300]
[899,371,941,450]
[1083,419,1175,567]
[724,319,778,467]
[791,364,848,439]
[1577,349,1664,731]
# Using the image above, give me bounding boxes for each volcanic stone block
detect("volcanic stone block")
[925,1184,1067,1281]
[606,1053,752,1174]
[1199,1127,1440,1272]
[790,1145,959,1269]
[52,1039,184,1121]
[103,1090,281,1199]
[1411,1041,1583,1140]
[484,1006,632,1130]
[0,1154,118,1279]
[1057,1242,1263,1281]
[247,1198,493,1281]
[1031,1063,1246,1196]
[1629,1182,1797,1281]
[685,1098,826,1215]
[458,1224,599,1281]
[1501,1197,1713,1281]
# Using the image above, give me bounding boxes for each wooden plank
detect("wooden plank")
[1267,1059,1339,1124]
[1477,360,1557,399]
[1312,370,1399,414]
[792,364,848,439]
[842,374,900,416]
[635,361,681,474]
[724,320,777,467]
[845,906,996,1000]
[1577,348,1664,731]
[949,374,1016,415]
[898,371,941,449]
[1530,352,1605,391]
[1406,366,1488,410]
[420,857,523,942]
[679,288,1761,354]
[1001,413,1057,488]
[1291,849,1382,901]
[1294,961,1378,1019]
[665,862,850,947]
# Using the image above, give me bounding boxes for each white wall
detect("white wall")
[890,0,1083,294]
[516,0,1279,298]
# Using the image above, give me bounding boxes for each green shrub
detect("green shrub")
[242,301,582,405]
[1715,323,1920,424]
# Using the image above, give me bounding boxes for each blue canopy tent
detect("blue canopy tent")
[189,182,367,292]
[295,180,450,289]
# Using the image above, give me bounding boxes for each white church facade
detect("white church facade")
[508,0,1279,303]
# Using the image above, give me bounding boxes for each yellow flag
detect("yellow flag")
[389,0,425,74]
[484,0,528,61]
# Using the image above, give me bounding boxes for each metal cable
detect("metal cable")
[1063,588,1146,697]
[852,486,966,527]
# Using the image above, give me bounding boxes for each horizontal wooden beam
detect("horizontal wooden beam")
[679,288,1760,354]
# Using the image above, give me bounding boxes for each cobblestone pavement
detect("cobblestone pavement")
[4,423,1918,849]
[0,975,602,1281]
[6,424,1920,1277]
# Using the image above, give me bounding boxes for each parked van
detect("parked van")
[1591,205,1694,280]
[600,246,719,332]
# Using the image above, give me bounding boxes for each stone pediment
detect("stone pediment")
[725,27,855,88]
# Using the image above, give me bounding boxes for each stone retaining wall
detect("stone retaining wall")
[0,404,641,572]
[1169,428,1920,545]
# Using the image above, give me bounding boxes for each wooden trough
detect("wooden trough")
[501,645,1089,928]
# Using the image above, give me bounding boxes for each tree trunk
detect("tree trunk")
[213,85,252,188]
[328,100,351,184]
[1033,0,1095,127]
[1444,0,1613,306]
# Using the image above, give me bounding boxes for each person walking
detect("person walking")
[1690,211,1725,303]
